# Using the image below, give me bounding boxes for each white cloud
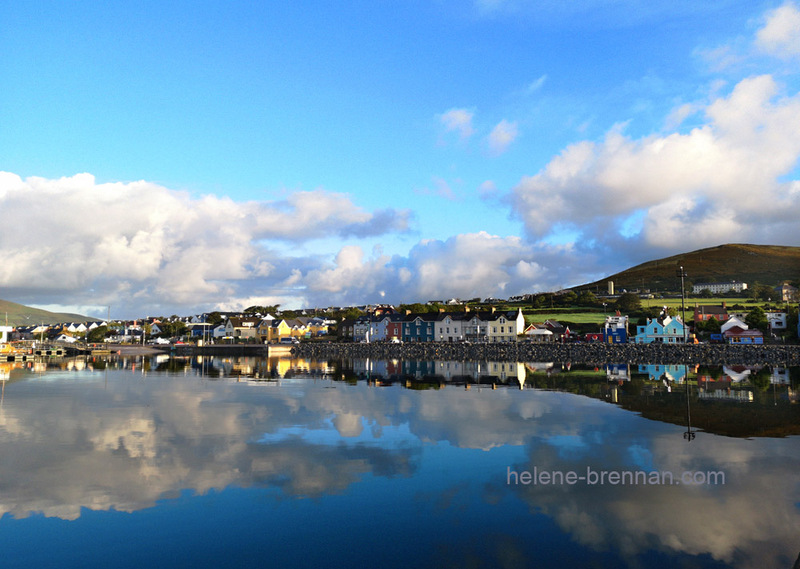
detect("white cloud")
[487,119,519,155]
[511,74,800,256]
[756,1,800,58]
[526,74,548,94]
[0,173,411,316]
[438,108,475,140]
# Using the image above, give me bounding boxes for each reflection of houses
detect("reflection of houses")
[524,362,556,374]
[638,364,687,383]
[352,359,527,384]
[484,361,526,383]
[771,367,790,385]
[697,390,754,402]
[606,364,630,381]
[722,365,752,382]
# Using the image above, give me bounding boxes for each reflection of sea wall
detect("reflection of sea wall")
[297,342,800,365]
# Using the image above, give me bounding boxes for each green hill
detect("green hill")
[575,244,800,294]
[0,298,100,326]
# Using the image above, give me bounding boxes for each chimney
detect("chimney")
[491,306,496,313]
[439,308,445,313]
[722,301,726,309]
[405,310,411,315]
[464,306,470,313]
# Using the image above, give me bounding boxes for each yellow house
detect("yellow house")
[258,319,292,343]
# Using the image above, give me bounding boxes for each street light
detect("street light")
[676,266,688,343]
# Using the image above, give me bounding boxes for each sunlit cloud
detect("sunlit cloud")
[487,119,519,155]
[510,74,800,260]
[438,108,475,140]
[755,1,800,58]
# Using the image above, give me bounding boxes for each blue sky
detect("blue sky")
[2,0,800,317]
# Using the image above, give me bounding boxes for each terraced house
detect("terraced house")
[341,308,525,343]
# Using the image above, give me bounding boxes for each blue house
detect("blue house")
[638,364,688,383]
[633,315,687,344]
[402,314,437,342]
[603,315,628,343]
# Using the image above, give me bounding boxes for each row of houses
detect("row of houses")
[341,308,526,343]
[190,315,335,343]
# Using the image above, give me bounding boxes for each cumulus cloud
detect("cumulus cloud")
[755,1,800,58]
[0,173,411,316]
[487,119,519,155]
[438,108,475,140]
[510,74,800,258]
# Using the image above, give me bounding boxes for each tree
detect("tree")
[615,292,641,313]
[244,305,280,315]
[556,291,578,307]
[206,312,223,326]
[748,283,773,302]
[705,317,721,334]
[699,288,713,298]
[745,306,768,331]
[87,326,109,343]
[785,305,798,340]
[577,291,599,307]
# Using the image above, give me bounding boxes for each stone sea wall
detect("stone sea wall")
[295,341,800,365]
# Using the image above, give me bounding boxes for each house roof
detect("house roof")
[694,305,729,315]
[724,327,763,337]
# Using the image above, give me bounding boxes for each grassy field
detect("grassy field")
[520,298,789,329]
[524,312,607,325]
[0,298,97,326]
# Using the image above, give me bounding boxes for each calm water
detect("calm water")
[0,356,798,569]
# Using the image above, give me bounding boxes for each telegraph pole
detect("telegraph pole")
[676,266,688,343]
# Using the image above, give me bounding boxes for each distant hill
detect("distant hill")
[0,298,100,326]
[575,244,800,294]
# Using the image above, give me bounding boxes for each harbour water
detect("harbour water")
[0,355,798,568]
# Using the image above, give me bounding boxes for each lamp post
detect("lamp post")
[676,266,688,343]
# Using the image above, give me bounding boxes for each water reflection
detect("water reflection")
[0,355,798,568]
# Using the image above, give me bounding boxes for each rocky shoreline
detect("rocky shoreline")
[295,341,800,365]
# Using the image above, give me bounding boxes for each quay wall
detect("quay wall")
[294,341,800,366]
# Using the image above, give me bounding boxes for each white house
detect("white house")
[766,312,787,330]
[434,313,466,342]
[721,317,748,334]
